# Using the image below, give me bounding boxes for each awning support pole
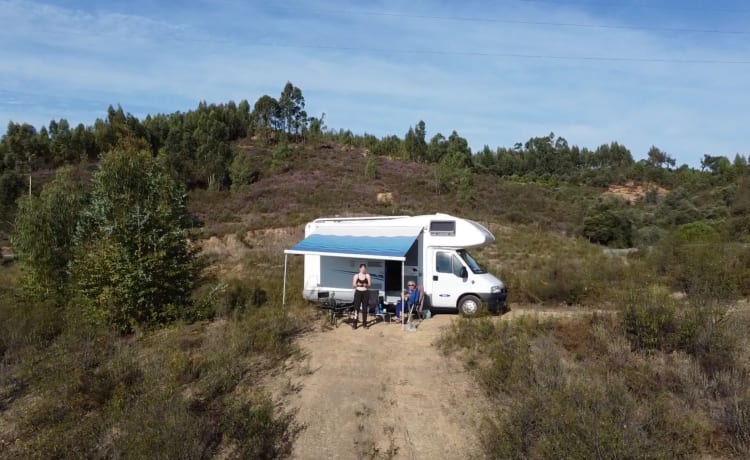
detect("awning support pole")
[282,253,288,307]
[401,261,405,329]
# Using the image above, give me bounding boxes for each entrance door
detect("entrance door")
[430,250,469,308]
[384,260,403,292]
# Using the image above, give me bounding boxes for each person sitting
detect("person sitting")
[394,282,420,321]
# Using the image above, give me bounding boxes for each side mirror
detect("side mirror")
[460,267,468,279]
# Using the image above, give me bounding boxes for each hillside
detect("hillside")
[2,124,750,457]
[188,138,591,236]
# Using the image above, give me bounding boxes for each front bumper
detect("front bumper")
[479,290,508,313]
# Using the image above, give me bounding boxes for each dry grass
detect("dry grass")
[2,299,311,458]
[475,224,633,306]
[438,297,750,459]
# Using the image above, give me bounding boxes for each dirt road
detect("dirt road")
[273,306,614,459]
[276,314,488,460]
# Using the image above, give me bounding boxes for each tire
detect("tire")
[458,295,481,316]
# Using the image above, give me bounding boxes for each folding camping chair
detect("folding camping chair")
[403,285,426,331]
[317,291,351,328]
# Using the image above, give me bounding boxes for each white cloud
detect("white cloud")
[0,0,748,166]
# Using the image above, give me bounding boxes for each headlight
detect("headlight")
[491,285,504,294]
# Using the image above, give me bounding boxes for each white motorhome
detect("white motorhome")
[283,213,507,315]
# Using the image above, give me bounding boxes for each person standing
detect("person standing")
[352,263,372,329]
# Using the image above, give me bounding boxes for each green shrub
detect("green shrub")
[108,390,219,459]
[229,148,260,190]
[364,153,377,179]
[583,209,633,247]
[0,289,61,359]
[435,152,472,196]
[442,315,710,459]
[13,306,303,459]
[529,256,590,305]
[649,229,747,304]
[223,398,299,459]
[722,395,750,456]
[270,139,291,173]
[678,304,741,376]
[505,239,628,306]
[485,379,653,460]
[725,215,750,242]
[622,287,741,375]
[622,288,678,352]
[634,225,666,247]
[674,243,741,304]
[674,221,717,244]
[193,278,270,319]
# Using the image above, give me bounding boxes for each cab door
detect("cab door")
[430,250,469,308]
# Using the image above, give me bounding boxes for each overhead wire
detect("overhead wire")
[291,6,749,35]
[244,3,750,66]
[246,42,750,65]
[515,0,750,14]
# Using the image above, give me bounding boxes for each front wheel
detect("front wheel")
[458,295,481,316]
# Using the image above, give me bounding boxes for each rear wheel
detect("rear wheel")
[458,295,481,316]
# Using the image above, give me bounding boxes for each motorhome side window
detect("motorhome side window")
[436,252,464,277]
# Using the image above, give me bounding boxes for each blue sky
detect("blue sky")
[1,0,748,166]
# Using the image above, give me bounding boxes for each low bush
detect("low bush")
[439,308,750,458]
[622,287,742,376]
[483,376,705,460]
[622,288,678,352]
[0,267,61,361]
[223,397,299,459]
[495,234,629,306]
[722,395,750,457]
[214,278,269,317]
[8,298,308,459]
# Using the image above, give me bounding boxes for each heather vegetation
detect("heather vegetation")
[1,82,750,458]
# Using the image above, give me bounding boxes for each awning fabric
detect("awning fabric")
[284,226,421,261]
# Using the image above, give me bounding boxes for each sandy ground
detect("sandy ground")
[274,313,490,460]
[272,305,618,460]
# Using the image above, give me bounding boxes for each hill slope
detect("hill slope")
[188,138,590,237]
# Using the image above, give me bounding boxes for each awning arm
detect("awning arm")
[401,261,405,328]
[282,253,288,307]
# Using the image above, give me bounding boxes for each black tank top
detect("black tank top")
[355,275,369,287]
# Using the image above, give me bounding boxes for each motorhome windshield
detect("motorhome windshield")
[457,249,486,274]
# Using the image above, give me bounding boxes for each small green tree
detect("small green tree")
[72,148,197,332]
[583,210,633,247]
[229,148,259,190]
[270,139,291,173]
[456,169,473,202]
[583,197,633,247]
[306,113,326,144]
[13,167,85,299]
[436,151,472,197]
[364,154,378,179]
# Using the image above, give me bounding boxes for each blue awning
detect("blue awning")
[285,226,421,261]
